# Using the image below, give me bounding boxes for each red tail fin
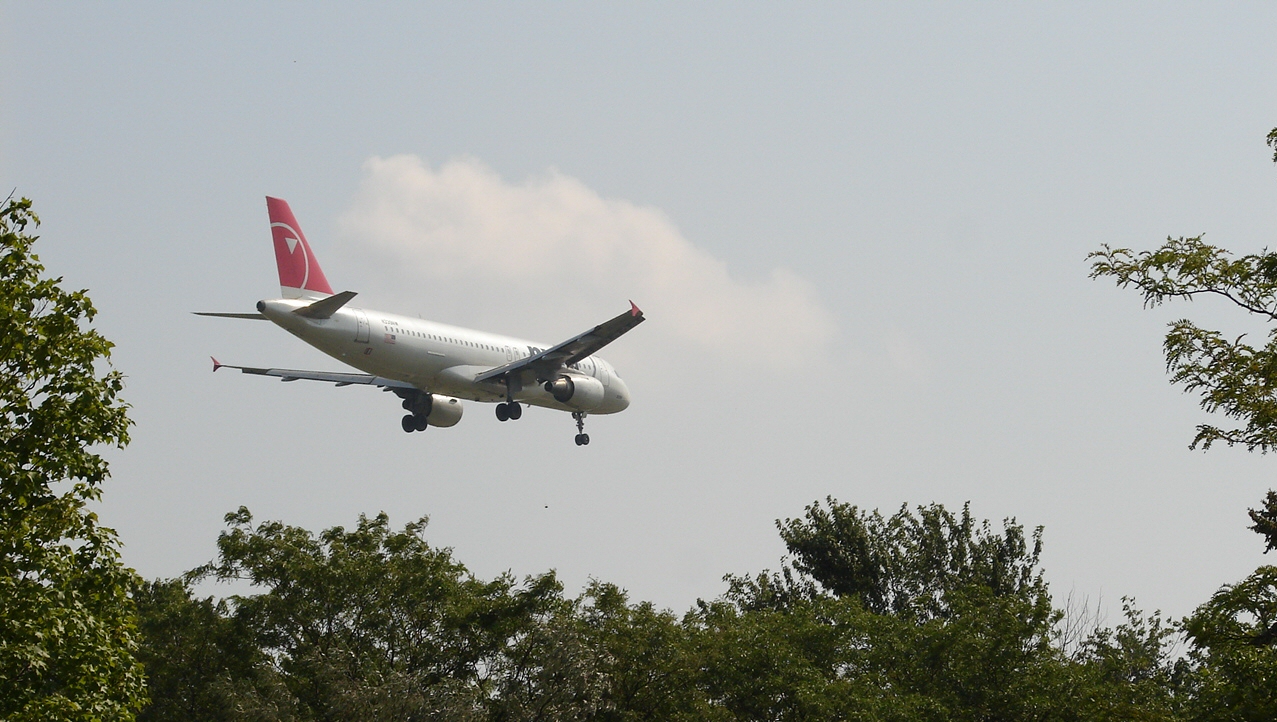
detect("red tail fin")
[266,197,334,298]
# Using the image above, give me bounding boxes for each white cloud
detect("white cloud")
[334,155,835,369]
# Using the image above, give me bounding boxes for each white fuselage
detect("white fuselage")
[258,298,632,414]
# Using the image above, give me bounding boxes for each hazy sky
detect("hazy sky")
[4,3,1277,621]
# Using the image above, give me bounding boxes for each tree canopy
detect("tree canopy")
[1085,128,1277,720]
[0,197,146,720]
[135,500,1220,722]
[1088,128,1277,454]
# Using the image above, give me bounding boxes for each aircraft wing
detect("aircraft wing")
[210,358,416,390]
[474,301,645,384]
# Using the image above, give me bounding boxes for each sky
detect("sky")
[3,3,1277,622]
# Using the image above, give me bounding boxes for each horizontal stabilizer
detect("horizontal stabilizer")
[293,290,358,319]
[194,312,268,320]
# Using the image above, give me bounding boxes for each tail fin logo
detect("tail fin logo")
[266,197,334,298]
[271,220,310,290]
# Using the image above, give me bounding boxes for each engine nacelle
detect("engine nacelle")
[425,395,464,427]
[544,373,606,410]
[405,391,464,428]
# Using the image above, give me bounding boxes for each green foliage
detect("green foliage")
[184,508,571,720]
[1249,491,1277,554]
[1071,601,1185,720]
[146,499,1277,720]
[1089,236,1277,452]
[487,581,708,721]
[0,197,146,720]
[772,498,1051,622]
[133,579,292,722]
[709,499,1073,721]
[1088,128,1277,453]
[1084,128,1277,720]
[139,509,720,721]
[691,595,873,721]
[1181,567,1277,720]
[1184,566,1277,651]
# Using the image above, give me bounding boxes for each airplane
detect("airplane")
[197,197,644,446]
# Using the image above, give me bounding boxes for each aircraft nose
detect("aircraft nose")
[610,378,631,412]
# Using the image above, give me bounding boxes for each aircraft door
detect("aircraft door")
[354,309,370,343]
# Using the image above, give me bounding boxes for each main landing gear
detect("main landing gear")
[401,413,428,433]
[497,379,524,422]
[400,395,430,433]
[495,401,522,422]
[573,411,590,446]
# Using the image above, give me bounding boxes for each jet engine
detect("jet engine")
[403,391,464,428]
[544,373,605,410]
[425,395,464,427]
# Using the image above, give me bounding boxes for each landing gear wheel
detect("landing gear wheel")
[571,412,589,446]
[507,402,522,420]
[401,414,416,433]
[413,415,429,432]
[495,403,510,422]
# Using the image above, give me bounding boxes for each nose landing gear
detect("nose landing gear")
[573,411,589,446]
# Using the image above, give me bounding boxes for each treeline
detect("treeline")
[133,500,1277,721]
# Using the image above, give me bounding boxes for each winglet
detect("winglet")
[630,300,642,317]
[212,356,223,372]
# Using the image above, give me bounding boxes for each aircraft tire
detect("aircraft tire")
[495,403,509,422]
[413,415,429,432]
[508,402,523,420]
[581,433,589,445]
[401,414,416,433]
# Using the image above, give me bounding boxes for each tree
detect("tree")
[1070,600,1186,721]
[1181,566,1277,720]
[139,507,714,722]
[1088,127,1277,454]
[772,498,1051,623]
[141,498,1222,720]
[182,507,568,721]
[0,197,146,719]
[132,579,294,722]
[706,499,1089,721]
[1249,491,1277,554]
[1088,235,1277,453]
[487,581,709,721]
[1089,128,1277,719]
[1089,127,1277,552]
